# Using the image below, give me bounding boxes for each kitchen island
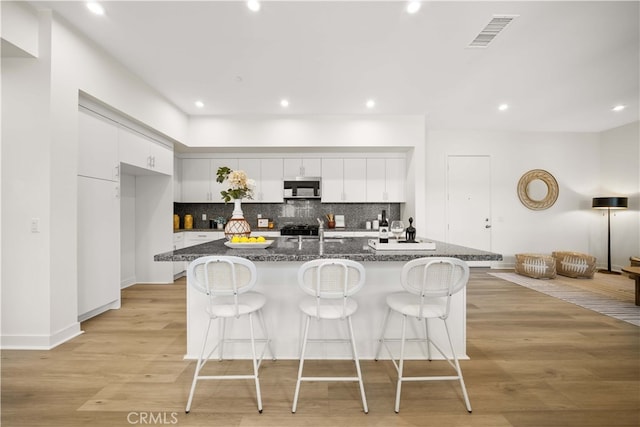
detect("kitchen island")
[155,236,502,360]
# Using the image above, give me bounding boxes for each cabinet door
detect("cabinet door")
[173,158,182,202]
[366,158,386,201]
[148,142,173,176]
[181,158,211,202]
[302,158,322,177]
[385,158,406,202]
[283,158,303,177]
[321,158,344,202]
[238,158,261,200]
[259,158,284,202]
[78,176,120,318]
[78,109,119,181]
[343,158,367,202]
[118,127,150,170]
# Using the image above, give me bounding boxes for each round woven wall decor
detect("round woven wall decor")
[517,169,559,210]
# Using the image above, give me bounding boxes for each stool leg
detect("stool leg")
[395,314,407,414]
[347,316,368,414]
[257,309,275,361]
[424,318,432,361]
[443,319,472,413]
[218,318,226,361]
[248,313,263,413]
[375,307,391,361]
[186,317,213,413]
[292,315,311,413]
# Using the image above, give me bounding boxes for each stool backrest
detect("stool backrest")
[401,257,469,319]
[188,256,257,316]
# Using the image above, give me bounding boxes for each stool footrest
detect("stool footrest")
[300,376,360,382]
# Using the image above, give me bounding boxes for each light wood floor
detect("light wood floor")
[2,270,639,426]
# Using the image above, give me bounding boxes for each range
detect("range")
[280,224,319,236]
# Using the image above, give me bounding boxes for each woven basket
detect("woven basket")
[552,251,596,279]
[515,253,557,279]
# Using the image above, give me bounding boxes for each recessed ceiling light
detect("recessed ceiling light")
[498,103,509,111]
[86,2,105,15]
[247,0,261,12]
[612,105,625,112]
[366,99,376,109]
[280,99,289,108]
[195,101,204,108]
[406,1,421,14]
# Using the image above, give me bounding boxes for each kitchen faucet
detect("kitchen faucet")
[316,218,324,243]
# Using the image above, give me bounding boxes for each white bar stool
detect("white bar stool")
[292,259,368,414]
[375,257,472,413]
[185,256,274,414]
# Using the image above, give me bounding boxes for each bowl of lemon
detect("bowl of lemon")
[224,235,274,249]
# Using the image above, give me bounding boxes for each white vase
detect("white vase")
[231,198,244,219]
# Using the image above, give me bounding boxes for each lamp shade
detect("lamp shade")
[592,197,628,209]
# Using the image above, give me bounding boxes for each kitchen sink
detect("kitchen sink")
[285,237,345,243]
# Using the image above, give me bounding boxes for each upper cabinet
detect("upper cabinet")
[239,158,284,203]
[118,126,173,176]
[321,158,367,202]
[78,109,119,182]
[366,158,406,202]
[283,158,321,177]
[181,158,241,203]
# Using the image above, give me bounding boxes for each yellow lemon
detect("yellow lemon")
[240,236,249,243]
[231,236,241,243]
[248,237,257,243]
[256,236,266,242]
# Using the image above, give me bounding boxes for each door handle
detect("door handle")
[485,224,492,228]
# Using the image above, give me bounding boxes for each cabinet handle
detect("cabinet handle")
[151,156,156,168]
[115,185,120,198]
[114,164,119,178]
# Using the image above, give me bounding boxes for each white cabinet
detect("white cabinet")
[366,158,406,202]
[184,231,225,247]
[182,158,239,202]
[238,158,284,203]
[283,158,321,177]
[173,232,185,276]
[321,158,366,202]
[173,158,182,202]
[118,126,173,175]
[77,176,120,320]
[78,108,119,182]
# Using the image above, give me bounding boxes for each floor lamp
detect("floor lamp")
[592,196,628,274]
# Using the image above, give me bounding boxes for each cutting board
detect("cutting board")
[368,239,436,251]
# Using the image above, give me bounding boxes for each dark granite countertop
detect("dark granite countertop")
[155,236,502,263]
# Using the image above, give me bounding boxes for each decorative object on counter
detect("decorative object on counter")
[215,166,255,202]
[224,199,252,240]
[326,213,336,229]
[173,214,180,230]
[334,214,345,228]
[592,196,628,274]
[517,169,559,210]
[184,214,193,230]
[405,217,416,242]
[257,217,269,228]
[379,210,389,243]
[390,220,404,240]
[216,166,254,240]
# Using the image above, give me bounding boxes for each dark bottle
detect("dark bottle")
[379,210,389,243]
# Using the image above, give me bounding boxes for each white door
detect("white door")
[447,155,492,252]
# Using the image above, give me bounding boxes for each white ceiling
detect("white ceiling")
[32,1,639,133]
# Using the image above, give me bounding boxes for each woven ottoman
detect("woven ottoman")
[552,251,597,279]
[515,253,557,279]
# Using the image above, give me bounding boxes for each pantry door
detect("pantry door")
[447,155,492,255]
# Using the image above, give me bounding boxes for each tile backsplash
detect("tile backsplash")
[174,200,401,230]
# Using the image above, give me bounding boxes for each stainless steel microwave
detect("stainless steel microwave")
[283,177,321,199]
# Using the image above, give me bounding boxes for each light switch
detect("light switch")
[202,214,207,221]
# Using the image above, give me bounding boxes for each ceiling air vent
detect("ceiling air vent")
[468,15,518,48]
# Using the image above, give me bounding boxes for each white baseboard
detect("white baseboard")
[1,322,83,350]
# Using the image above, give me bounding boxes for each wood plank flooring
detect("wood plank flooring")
[2,270,639,426]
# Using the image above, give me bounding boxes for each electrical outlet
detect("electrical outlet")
[202,214,207,221]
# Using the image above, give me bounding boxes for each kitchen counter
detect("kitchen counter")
[156,237,501,361]
[155,236,502,263]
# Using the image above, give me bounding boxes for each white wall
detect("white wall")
[424,130,604,267]
[1,1,39,57]
[1,9,187,349]
[597,121,640,270]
